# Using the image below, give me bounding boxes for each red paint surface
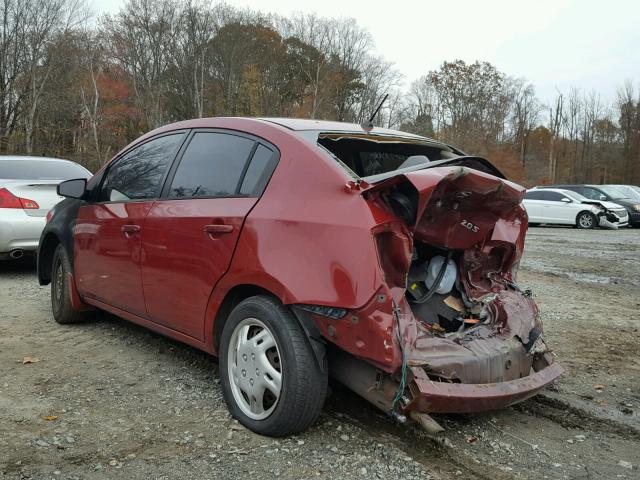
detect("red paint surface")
[141,197,257,340]
[74,201,153,316]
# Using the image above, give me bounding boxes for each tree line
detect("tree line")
[2,0,639,186]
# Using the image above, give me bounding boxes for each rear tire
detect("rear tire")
[51,245,86,324]
[576,211,597,229]
[219,295,327,436]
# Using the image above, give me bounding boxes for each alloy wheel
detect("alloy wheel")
[579,213,594,228]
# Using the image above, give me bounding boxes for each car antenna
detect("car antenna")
[361,93,389,132]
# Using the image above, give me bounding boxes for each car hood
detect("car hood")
[605,198,636,208]
[580,199,627,210]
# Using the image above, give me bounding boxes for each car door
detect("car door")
[540,191,575,224]
[74,133,187,316]
[141,131,278,339]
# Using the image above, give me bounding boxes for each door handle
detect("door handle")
[121,224,141,236]
[204,224,233,237]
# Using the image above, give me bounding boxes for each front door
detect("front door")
[74,133,187,316]
[541,191,576,223]
[141,132,276,339]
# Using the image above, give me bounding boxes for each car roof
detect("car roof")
[528,187,572,194]
[0,155,74,163]
[258,117,426,138]
[130,117,453,159]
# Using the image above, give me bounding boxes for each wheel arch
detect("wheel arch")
[38,232,62,285]
[210,282,327,374]
[575,209,597,228]
[213,284,276,351]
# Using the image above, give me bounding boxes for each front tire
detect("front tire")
[219,295,327,436]
[51,245,86,324]
[576,211,597,229]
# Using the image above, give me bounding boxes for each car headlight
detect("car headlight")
[633,204,640,212]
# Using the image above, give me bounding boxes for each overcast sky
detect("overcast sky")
[89,0,640,104]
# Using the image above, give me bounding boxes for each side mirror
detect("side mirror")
[57,178,87,199]
[561,197,571,203]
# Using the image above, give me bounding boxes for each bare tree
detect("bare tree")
[102,0,180,129]
[617,81,640,184]
[0,0,31,152]
[510,78,541,166]
[23,0,88,154]
[548,91,564,181]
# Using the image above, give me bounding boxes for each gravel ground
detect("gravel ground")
[1,226,639,480]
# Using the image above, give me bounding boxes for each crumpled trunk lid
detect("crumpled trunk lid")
[361,163,560,393]
[364,163,527,251]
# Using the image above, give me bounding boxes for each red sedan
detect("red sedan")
[38,117,562,436]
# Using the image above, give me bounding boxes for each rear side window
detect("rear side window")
[98,134,185,202]
[524,191,545,200]
[240,144,277,196]
[168,132,255,198]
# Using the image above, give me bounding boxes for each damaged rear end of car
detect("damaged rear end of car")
[309,133,563,426]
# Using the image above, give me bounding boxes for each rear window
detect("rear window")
[315,133,457,178]
[0,159,89,180]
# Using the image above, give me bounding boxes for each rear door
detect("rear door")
[74,133,186,316]
[141,131,278,339]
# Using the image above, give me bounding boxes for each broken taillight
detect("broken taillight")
[0,188,39,209]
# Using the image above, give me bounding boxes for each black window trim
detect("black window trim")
[159,127,280,201]
[91,130,190,204]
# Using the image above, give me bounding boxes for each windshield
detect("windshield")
[598,185,627,199]
[609,185,640,201]
[0,159,90,180]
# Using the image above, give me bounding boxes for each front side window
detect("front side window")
[98,134,185,202]
[168,132,255,199]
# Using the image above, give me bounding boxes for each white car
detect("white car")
[523,188,629,229]
[0,156,92,260]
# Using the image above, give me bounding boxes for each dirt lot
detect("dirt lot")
[1,227,639,480]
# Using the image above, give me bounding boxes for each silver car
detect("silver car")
[0,156,91,260]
